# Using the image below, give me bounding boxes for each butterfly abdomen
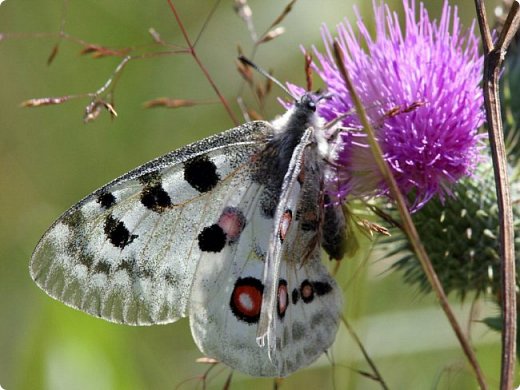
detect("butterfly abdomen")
[321,203,348,260]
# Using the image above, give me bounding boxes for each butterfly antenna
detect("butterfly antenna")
[238,56,297,101]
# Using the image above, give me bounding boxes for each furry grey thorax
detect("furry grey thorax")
[252,94,320,217]
[269,94,318,174]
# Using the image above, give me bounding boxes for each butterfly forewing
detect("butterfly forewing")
[30,121,271,325]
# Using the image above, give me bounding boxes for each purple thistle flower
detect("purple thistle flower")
[295,0,485,207]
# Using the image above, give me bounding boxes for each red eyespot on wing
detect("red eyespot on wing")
[230,277,264,324]
[300,280,314,303]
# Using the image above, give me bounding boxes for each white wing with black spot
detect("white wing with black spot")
[30,121,272,325]
[189,128,342,377]
[190,243,341,377]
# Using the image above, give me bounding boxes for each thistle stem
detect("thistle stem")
[474,1,519,389]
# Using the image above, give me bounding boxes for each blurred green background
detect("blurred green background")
[0,1,509,389]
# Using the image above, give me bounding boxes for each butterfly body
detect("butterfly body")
[30,94,344,377]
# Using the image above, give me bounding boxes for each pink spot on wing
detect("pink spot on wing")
[230,277,264,323]
[218,207,246,242]
[278,209,292,242]
[277,280,288,318]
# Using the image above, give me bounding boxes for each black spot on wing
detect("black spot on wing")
[198,224,226,252]
[94,260,111,275]
[291,288,300,305]
[184,155,220,193]
[104,215,138,249]
[298,280,333,305]
[141,182,172,213]
[313,281,333,296]
[97,192,116,209]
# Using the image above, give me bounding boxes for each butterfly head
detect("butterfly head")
[292,92,333,120]
[294,93,317,114]
[282,92,326,134]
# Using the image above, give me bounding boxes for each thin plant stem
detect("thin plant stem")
[166,0,239,125]
[474,1,519,389]
[340,315,389,390]
[332,42,488,390]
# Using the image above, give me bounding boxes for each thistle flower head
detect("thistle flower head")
[294,0,485,207]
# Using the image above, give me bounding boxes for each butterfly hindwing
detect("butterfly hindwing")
[30,121,272,325]
[190,246,341,377]
[189,128,342,377]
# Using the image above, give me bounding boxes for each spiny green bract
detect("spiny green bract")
[387,159,520,299]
